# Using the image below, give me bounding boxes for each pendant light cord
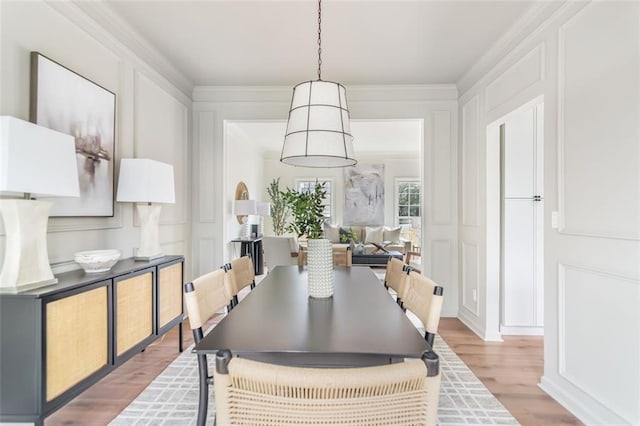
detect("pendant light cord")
[317,0,322,80]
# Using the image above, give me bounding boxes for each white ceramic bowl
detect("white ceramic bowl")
[74,249,121,273]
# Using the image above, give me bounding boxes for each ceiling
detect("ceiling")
[103,0,537,87]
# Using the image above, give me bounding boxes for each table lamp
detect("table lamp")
[256,201,271,237]
[116,158,175,260]
[0,116,80,293]
[234,199,256,239]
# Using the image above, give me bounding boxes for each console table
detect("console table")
[230,237,264,275]
[0,255,185,425]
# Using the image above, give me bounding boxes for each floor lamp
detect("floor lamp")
[116,158,175,260]
[0,116,80,293]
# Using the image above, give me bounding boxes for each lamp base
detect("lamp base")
[0,199,58,293]
[135,204,163,260]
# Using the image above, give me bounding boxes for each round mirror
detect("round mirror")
[235,181,249,224]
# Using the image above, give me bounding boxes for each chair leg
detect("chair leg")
[425,332,435,348]
[196,354,209,426]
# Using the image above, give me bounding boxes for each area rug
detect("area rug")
[110,334,519,425]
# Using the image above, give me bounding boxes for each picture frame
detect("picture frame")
[343,163,385,225]
[30,51,116,217]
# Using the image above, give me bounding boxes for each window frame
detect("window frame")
[294,178,334,222]
[394,178,421,226]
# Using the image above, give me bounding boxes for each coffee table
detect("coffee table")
[352,250,403,266]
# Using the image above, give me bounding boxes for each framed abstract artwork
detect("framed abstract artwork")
[30,52,116,217]
[343,163,385,225]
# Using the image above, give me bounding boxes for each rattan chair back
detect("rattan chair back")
[229,255,256,294]
[384,257,410,302]
[184,269,232,331]
[214,352,441,425]
[403,271,444,346]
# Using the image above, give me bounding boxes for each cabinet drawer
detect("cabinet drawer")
[45,284,109,402]
[158,261,183,330]
[115,270,153,356]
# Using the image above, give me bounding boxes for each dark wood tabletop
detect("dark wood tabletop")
[194,265,431,367]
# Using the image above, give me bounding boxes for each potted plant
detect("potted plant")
[284,182,333,298]
[266,178,289,235]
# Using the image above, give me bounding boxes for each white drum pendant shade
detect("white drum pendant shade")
[281,80,356,168]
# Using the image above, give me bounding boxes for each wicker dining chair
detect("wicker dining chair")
[213,350,441,426]
[384,257,411,307]
[403,271,444,347]
[183,269,233,426]
[226,255,256,307]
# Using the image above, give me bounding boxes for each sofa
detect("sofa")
[323,223,410,255]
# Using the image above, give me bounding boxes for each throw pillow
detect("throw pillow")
[323,223,340,243]
[339,227,356,243]
[364,226,384,245]
[383,226,402,244]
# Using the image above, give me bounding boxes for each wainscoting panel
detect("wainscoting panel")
[432,111,453,226]
[431,239,452,292]
[197,111,217,224]
[461,97,480,227]
[557,2,640,240]
[461,242,480,316]
[485,44,545,113]
[558,264,640,424]
[197,239,218,278]
[134,71,188,226]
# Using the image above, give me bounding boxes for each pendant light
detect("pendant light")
[280,0,356,168]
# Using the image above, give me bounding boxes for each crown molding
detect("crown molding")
[193,84,458,103]
[56,0,194,99]
[456,1,568,95]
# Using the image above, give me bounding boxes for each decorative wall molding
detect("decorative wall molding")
[193,84,459,103]
[556,3,640,241]
[457,1,567,95]
[558,263,640,425]
[461,242,480,316]
[432,111,453,226]
[133,71,189,227]
[64,0,193,98]
[197,111,217,224]
[485,43,545,113]
[197,238,218,277]
[461,96,480,227]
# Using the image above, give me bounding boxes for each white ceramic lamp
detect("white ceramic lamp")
[256,201,271,237]
[0,116,80,293]
[116,159,175,260]
[234,199,256,239]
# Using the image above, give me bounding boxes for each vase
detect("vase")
[306,238,333,298]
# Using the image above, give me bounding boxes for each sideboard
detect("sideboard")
[0,255,185,425]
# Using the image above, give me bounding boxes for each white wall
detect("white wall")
[192,85,460,316]
[458,2,640,424]
[0,2,192,277]
[262,153,420,230]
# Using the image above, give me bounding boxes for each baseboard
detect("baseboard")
[539,375,631,425]
[457,310,503,342]
[500,325,543,336]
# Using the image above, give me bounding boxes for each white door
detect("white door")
[501,103,544,335]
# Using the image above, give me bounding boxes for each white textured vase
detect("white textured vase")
[307,238,334,298]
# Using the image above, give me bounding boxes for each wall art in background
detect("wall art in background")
[30,52,116,217]
[343,164,384,225]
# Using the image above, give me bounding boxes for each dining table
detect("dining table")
[194,265,435,367]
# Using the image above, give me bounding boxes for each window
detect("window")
[396,179,421,250]
[295,179,333,222]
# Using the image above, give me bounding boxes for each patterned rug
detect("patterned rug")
[111,335,519,425]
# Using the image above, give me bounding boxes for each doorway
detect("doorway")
[488,97,544,337]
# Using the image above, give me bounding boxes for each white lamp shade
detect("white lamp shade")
[234,199,257,216]
[0,116,79,197]
[256,201,271,216]
[116,158,175,204]
[281,80,356,168]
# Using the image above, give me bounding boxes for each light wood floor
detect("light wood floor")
[47,314,582,425]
